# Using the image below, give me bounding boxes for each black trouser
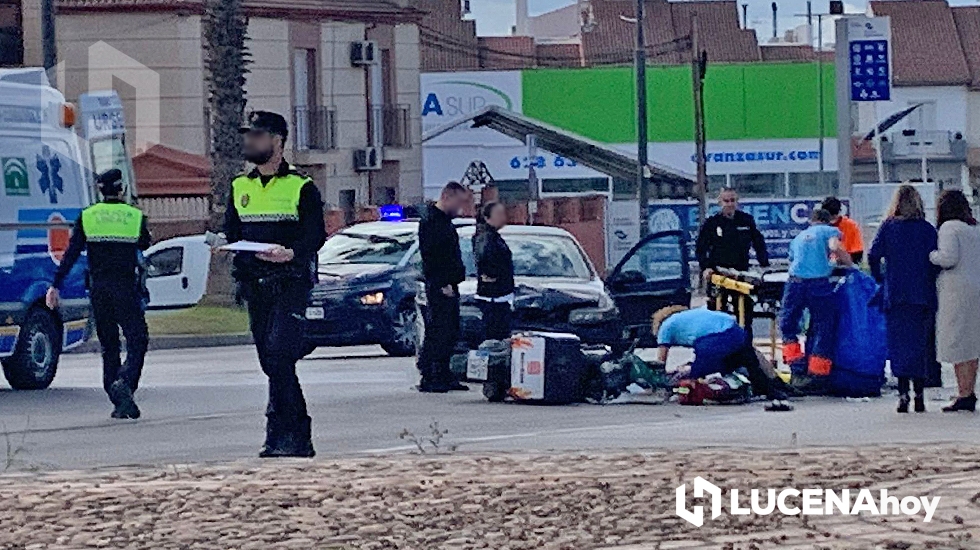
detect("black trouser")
[417,286,460,386]
[477,300,512,341]
[90,279,148,396]
[243,277,312,443]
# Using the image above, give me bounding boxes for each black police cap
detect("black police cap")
[96,168,124,195]
[240,111,289,139]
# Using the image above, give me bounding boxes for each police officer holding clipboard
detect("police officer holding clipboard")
[223,111,326,458]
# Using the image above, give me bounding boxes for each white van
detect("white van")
[0,68,135,389]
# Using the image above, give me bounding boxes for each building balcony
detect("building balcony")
[882,130,967,162]
[292,106,336,152]
[370,104,412,149]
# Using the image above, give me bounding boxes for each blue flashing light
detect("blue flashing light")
[379,204,404,221]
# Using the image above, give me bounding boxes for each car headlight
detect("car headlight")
[360,291,385,306]
[568,304,619,325]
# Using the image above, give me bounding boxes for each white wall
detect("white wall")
[856,85,969,138]
[59,13,207,156]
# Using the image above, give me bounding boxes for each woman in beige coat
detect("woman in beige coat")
[930,190,980,412]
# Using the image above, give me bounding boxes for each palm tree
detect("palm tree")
[203,0,250,303]
[203,0,250,233]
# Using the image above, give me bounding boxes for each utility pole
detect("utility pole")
[692,16,708,224]
[817,13,825,190]
[41,0,57,72]
[636,0,650,238]
[796,7,829,191]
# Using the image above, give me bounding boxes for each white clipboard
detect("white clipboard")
[218,241,277,253]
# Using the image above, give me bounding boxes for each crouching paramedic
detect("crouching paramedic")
[654,306,793,412]
[780,208,853,376]
[46,168,151,420]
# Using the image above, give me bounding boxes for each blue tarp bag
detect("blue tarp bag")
[829,270,887,397]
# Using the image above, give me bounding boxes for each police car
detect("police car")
[0,68,135,389]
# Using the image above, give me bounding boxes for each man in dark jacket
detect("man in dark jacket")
[416,182,469,392]
[696,187,769,280]
[473,201,514,341]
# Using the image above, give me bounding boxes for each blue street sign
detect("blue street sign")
[849,39,890,101]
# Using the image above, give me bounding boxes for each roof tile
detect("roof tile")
[870,0,971,86]
[952,6,980,90]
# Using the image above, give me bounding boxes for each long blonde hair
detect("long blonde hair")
[651,305,689,338]
[886,184,925,220]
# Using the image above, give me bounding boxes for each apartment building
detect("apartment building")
[54,0,425,209]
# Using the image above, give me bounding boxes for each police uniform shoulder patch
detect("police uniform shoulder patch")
[240,194,250,208]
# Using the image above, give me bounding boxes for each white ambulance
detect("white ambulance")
[0,68,135,390]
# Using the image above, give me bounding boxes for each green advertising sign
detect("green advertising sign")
[2,157,30,197]
[521,62,837,144]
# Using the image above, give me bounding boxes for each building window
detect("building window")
[706,174,729,195]
[292,48,319,150]
[0,0,23,67]
[788,172,839,198]
[728,173,784,197]
[908,101,937,132]
[339,189,356,225]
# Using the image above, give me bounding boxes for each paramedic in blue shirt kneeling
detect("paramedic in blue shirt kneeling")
[654,306,793,412]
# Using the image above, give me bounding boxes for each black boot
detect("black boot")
[914,394,926,413]
[260,418,315,458]
[943,394,977,413]
[897,394,910,414]
[259,421,283,458]
[109,379,140,419]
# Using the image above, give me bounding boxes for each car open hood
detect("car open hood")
[460,277,605,311]
[315,263,396,288]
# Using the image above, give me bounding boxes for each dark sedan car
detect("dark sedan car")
[303,219,472,357]
[416,225,692,351]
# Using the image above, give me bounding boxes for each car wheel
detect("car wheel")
[382,303,418,357]
[2,309,61,390]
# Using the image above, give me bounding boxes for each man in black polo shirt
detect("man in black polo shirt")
[696,187,769,280]
[416,182,469,393]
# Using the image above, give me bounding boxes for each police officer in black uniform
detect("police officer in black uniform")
[695,187,769,280]
[224,111,326,458]
[46,168,151,419]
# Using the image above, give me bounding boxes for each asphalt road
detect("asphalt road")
[2,344,979,471]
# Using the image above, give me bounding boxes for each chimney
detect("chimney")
[516,0,530,36]
[741,3,748,29]
[771,2,778,40]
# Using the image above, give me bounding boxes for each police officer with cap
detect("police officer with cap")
[224,111,326,458]
[46,168,151,419]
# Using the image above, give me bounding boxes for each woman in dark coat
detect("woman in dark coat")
[473,202,514,341]
[868,185,939,413]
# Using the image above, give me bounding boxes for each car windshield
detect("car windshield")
[318,231,414,265]
[461,233,593,280]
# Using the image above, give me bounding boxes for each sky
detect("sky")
[471,0,979,42]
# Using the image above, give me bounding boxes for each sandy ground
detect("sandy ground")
[2,446,980,550]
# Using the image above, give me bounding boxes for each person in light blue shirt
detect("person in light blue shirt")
[780,208,853,376]
[654,306,792,411]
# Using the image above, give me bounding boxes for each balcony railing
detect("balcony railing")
[888,130,965,159]
[369,104,412,149]
[293,106,337,152]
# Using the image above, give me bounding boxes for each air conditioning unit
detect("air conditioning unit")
[350,41,378,66]
[354,147,382,171]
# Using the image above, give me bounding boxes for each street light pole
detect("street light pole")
[636,0,650,238]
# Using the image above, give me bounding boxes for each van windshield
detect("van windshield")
[90,136,132,196]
